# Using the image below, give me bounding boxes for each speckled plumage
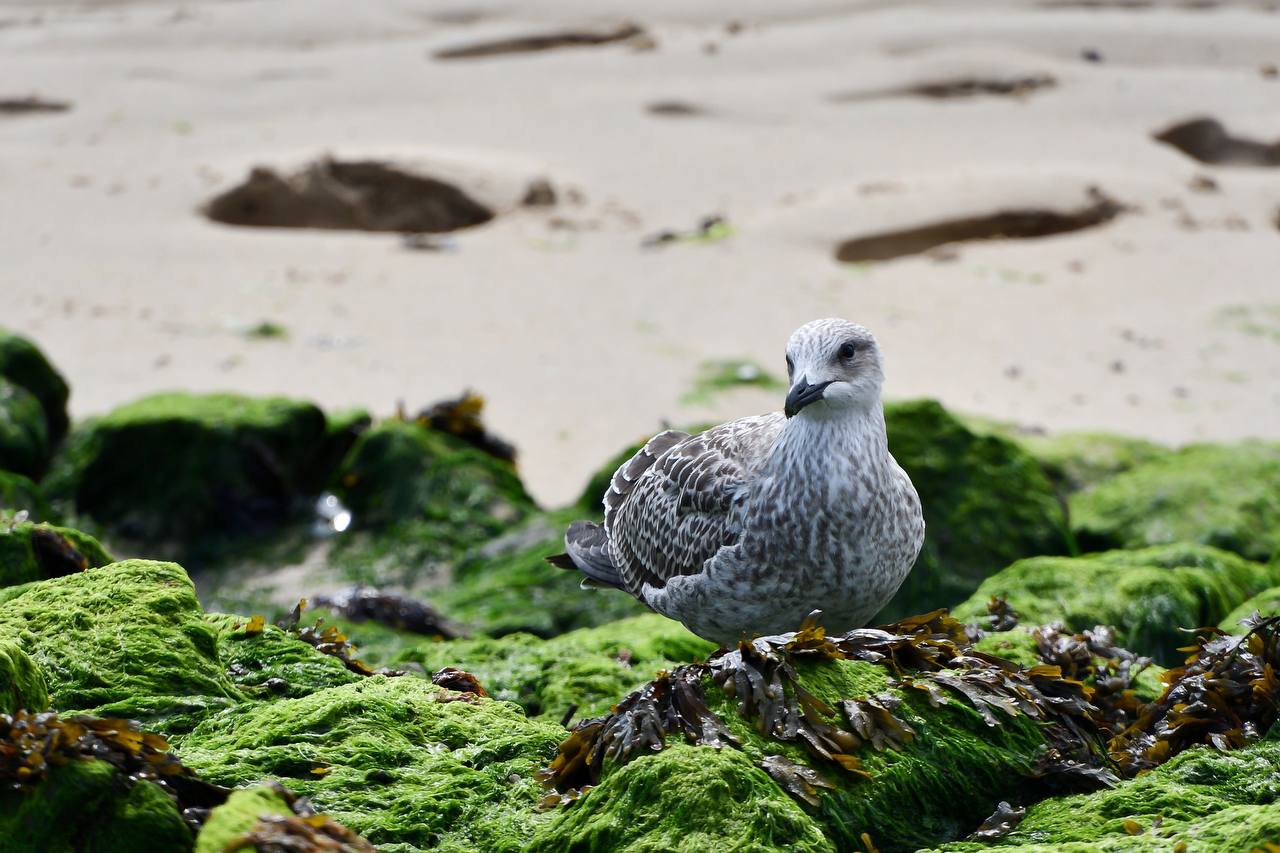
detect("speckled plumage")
[558,319,925,644]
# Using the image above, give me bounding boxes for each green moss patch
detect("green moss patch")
[44,392,345,541]
[175,676,565,852]
[0,330,70,446]
[1220,584,1280,631]
[952,545,1280,664]
[0,519,113,588]
[1070,441,1280,563]
[937,737,1280,852]
[0,560,239,731]
[879,399,1073,619]
[0,377,50,481]
[396,613,715,719]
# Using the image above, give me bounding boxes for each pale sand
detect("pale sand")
[2,0,1278,506]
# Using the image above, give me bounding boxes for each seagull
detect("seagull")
[549,318,925,644]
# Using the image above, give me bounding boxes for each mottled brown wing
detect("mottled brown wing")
[606,415,784,591]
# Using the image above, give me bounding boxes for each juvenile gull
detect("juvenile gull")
[551,318,925,644]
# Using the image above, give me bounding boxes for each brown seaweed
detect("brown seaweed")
[1108,614,1280,776]
[0,710,228,828]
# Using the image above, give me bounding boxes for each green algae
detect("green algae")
[1220,584,1280,631]
[44,392,334,540]
[175,675,565,853]
[952,545,1280,664]
[0,472,51,521]
[206,612,362,701]
[879,399,1074,619]
[0,637,47,714]
[433,511,647,638]
[327,418,536,589]
[538,655,1053,853]
[937,736,1280,852]
[961,416,1171,496]
[680,359,786,406]
[0,330,70,446]
[1070,440,1280,563]
[0,560,238,731]
[0,520,113,588]
[0,760,191,853]
[194,785,294,853]
[396,613,715,719]
[0,377,49,481]
[529,743,835,853]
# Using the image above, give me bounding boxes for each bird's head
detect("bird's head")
[783,318,885,419]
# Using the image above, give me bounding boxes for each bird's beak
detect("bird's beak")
[784,378,833,418]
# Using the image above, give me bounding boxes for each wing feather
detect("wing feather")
[607,414,784,590]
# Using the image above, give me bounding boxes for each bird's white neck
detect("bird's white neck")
[773,400,888,464]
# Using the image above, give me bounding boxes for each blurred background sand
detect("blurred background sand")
[2,0,1278,506]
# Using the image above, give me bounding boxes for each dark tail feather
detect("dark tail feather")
[547,520,624,590]
[546,552,577,570]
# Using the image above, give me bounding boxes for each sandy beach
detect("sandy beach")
[2,0,1278,506]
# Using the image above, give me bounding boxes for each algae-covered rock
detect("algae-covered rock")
[1220,584,1280,631]
[961,416,1171,497]
[327,418,536,589]
[537,653,1052,853]
[0,519,113,588]
[0,330,70,446]
[1070,441,1280,563]
[206,612,363,701]
[879,399,1073,619]
[0,637,48,714]
[531,744,835,853]
[0,760,192,853]
[0,560,239,730]
[432,512,647,638]
[952,545,1280,663]
[176,675,565,852]
[193,785,294,853]
[0,472,52,520]
[44,392,342,540]
[0,377,49,480]
[937,735,1280,852]
[397,613,715,719]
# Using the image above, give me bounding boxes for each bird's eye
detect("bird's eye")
[838,342,857,360]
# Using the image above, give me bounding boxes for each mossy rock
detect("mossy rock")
[0,472,52,521]
[327,419,536,589]
[1070,441,1280,564]
[961,416,1171,497]
[535,657,1051,853]
[432,511,648,638]
[531,744,834,853]
[0,760,192,853]
[952,545,1280,664]
[193,785,294,853]
[0,377,49,480]
[1219,584,1280,632]
[206,612,363,701]
[935,735,1280,852]
[0,560,239,731]
[43,392,344,541]
[878,400,1074,620]
[396,613,715,719]
[175,675,565,852]
[0,636,48,715]
[0,519,113,588]
[1014,431,1171,497]
[0,330,70,446]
